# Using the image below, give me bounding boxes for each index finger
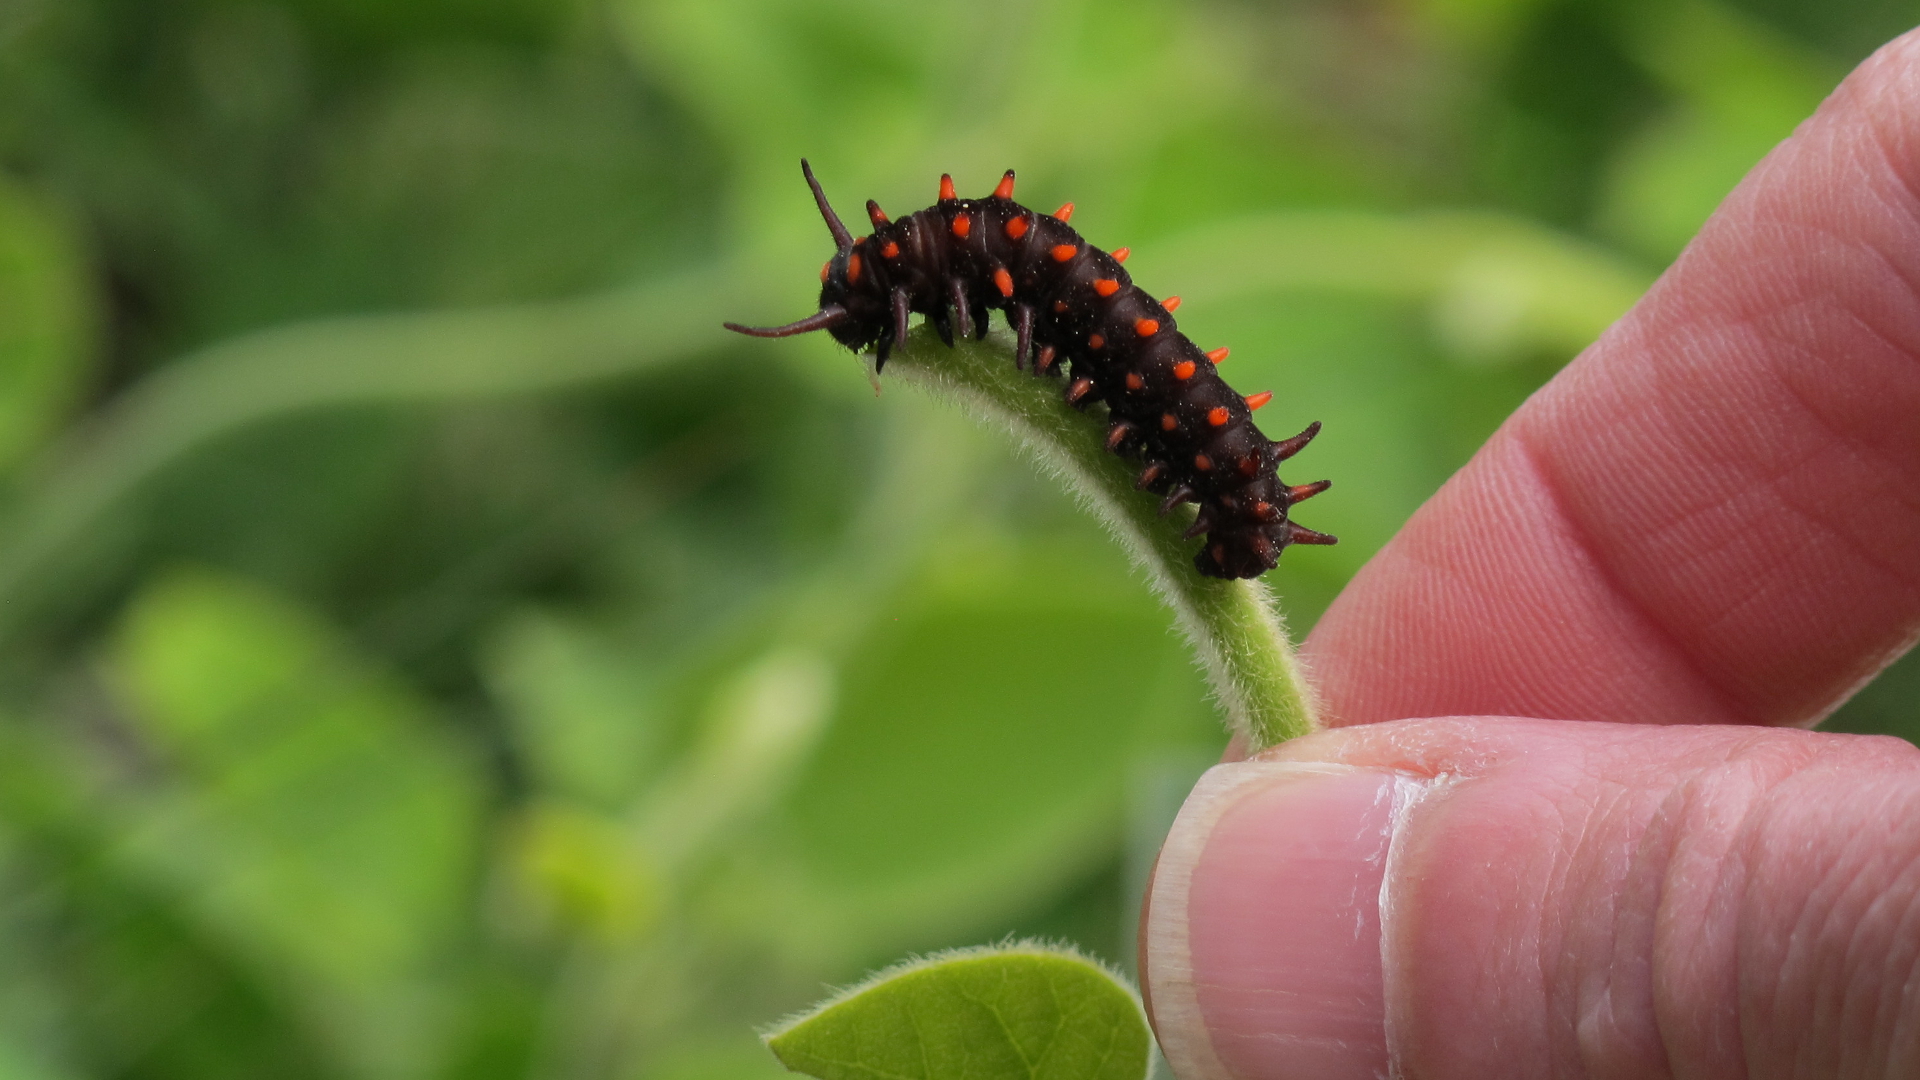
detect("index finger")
[1301,30,1920,729]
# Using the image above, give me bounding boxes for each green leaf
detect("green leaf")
[0,175,92,472]
[766,943,1150,1080]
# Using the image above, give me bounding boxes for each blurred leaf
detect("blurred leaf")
[767,536,1216,953]
[0,266,738,646]
[501,801,659,943]
[0,176,90,472]
[483,610,660,807]
[765,943,1149,1080]
[107,568,481,1079]
[643,648,837,871]
[1599,0,1842,260]
[1145,209,1650,366]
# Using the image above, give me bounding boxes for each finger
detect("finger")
[1142,717,1920,1080]
[1303,30,1920,728]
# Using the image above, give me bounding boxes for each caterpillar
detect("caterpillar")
[725,161,1334,579]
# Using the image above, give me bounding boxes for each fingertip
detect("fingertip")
[1144,761,1403,1080]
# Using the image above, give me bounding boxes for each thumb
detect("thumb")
[1141,718,1920,1080]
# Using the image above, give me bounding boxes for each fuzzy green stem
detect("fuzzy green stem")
[884,326,1318,749]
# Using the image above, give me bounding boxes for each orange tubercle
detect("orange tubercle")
[1088,333,1105,349]
[1135,318,1159,336]
[1161,413,1178,431]
[1125,373,1143,390]
[820,260,830,282]
[882,241,900,259]
[1163,296,1182,312]
[1194,454,1213,471]
[1206,347,1230,364]
[1053,300,1068,313]
[1244,391,1272,411]
[951,213,971,238]
[847,253,862,284]
[1051,244,1078,262]
[993,268,1013,297]
[1172,360,1196,380]
[1093,279,1119,297]
[1055,202,1075,222]
[939,174,956,201]
[1005,216,1029,239]
[994,171,1016,199]
[1112,247,1130,263]
[1207,406,1230,427]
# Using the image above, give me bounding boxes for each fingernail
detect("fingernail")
[1145,761,1402,1080]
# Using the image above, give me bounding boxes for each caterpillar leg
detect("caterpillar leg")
[885,287,909,368]
[946,278,973,339]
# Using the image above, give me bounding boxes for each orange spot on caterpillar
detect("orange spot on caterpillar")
[1208,407,1229,427]
[951,213,971,238]
[1088,333,1105,349]
[993,268,1013,297]
[1244,391,1272,411]
[994,171,1015,199]
[1005,216,1029,240]
[1253,501,1277,521]
[1125,373,1143,390]
[1161,413,1178,431]
[1194,454,1213,471]
[1163,296,1182,312]
[847,253,862,284]
[867,201,889,227]
[820,260,830,282]
[1206,347,1230,364]
[882,241,899,258]
[1172,360,1196,380]
[939,174,956,201]
[1053,300,1068,313]
[1055,202,1075,221]
[1093,279,1119,297]
[1238,456,1259,477]
[1051,244,1078,262]
[1112,247,1130,263]
[1036,346,1056,372]
[1211,543,1226,564]
[1135,318,1159,337]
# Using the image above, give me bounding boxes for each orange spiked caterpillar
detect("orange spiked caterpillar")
[725,161,1333,578]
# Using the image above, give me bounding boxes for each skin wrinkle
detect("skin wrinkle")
[1596,777,1681,1076]
[1728,753,1920,1078]
[1530,300,1920,723]
[1504,429,1753,728]
[1336,450,1736,727]
[1839,817,1911,1074]
[1250,722,1920,1076]
[1658,746,1789,1079]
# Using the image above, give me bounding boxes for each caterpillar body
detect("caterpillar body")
[725,161,1334,579]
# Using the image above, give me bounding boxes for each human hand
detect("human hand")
[1142,29,1920,1080]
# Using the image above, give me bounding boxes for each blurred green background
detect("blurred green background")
[0,0,1915,1076]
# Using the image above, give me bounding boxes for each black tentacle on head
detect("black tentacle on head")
[725,161,1335,579]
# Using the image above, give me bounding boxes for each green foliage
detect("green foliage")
[0,177,91,472]
[766,945,1149,1080]
[0,0,1911,1077]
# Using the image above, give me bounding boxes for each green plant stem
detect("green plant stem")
[886,326,1318,749]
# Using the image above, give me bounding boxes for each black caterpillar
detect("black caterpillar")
[725,161,1334,579]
